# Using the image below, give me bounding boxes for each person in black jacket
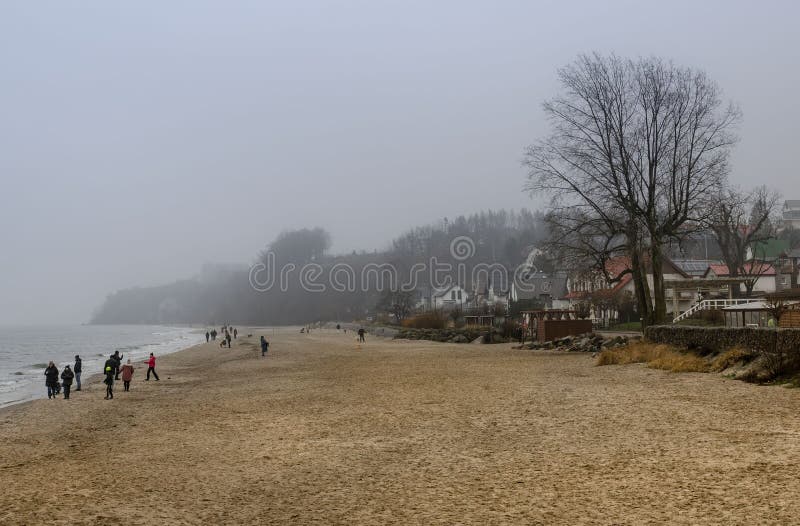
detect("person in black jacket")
[111,351,123,380]
[60,365,74,400]
[104,354,116,379]
[44,362,59,399]
[74,355,82,391]
[103,364,114,400]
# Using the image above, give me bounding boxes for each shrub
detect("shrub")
[757,339,800,379]
[597,342,709,373]
[645,326,800,382]
[647,351,709,373]
[402,311,447,329]
[710,347,756,372]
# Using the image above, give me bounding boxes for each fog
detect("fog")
[1,0,798,324]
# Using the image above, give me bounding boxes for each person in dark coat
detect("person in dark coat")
[44,362,59,399]
[226,332,232,348]
[104,354,116,380]
[205,331,210,343]
[104,364,114,400]
[260,336,269,357]
[111,351,123,380]
[74,355,82,391]
[60,365,74,399]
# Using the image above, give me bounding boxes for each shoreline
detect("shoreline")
[0,338,206,416]
[0,325,206,411]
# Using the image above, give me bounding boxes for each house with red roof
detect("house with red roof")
[703,261,776,294]
[565,255,695,323]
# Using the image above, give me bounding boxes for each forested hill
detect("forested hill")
[90,210,548,326]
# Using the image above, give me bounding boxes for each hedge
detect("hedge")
[645,325,800,353]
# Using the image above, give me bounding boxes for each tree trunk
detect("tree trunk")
[629,244,653,329]
[650,242,667,325]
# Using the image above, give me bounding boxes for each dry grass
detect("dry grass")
[597,342,709,373]
[710,346,756,372]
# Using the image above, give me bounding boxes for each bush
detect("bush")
[645,326,800,382]
[597,342,709,372]
[402,312,447,329]
[710,347,756,372]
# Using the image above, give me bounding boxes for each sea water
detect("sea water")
[0,325,205,407]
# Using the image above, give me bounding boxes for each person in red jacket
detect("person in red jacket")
[145,353,159,381]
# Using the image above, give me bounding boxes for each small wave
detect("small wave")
[30,363,48,369]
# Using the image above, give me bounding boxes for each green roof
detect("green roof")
[750,238,790,259]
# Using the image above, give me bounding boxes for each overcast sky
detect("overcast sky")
[1,0,798,324]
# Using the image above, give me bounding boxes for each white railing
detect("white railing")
[672,298,759,324]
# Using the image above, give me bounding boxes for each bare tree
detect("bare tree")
[526,53,740,326]
[708,185,780,296]
[378,289,416,324]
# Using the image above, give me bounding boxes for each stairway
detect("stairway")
[672,298,759,324]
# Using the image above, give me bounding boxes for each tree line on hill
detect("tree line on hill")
[90,210,548,326]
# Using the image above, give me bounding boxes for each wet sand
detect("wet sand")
[2,328,800,525]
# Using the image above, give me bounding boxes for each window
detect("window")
[457,290,462,300]
[451,291,456,300]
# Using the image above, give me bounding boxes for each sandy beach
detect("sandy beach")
[2,328,800,525]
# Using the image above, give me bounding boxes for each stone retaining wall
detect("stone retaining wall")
[645,326,800,353]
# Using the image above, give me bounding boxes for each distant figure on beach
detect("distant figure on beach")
[336,324,341,331]
[112,351,124,380]
[44,362,59,399]
[206,331,210,343]
[233,328,237,339]
[358,328,366,343]
[145,353,159,381]
[260,336,269,357]
[104,364,114,399]
[210,329,217,341]
[74,355,82,391]
[300,327,305,333]
[60,365,74,400]
[226,332,232,348]
[120,359,134,391]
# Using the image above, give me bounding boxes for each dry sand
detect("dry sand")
[2,328,800,525]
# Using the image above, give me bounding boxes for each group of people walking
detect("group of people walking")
[43,328,279,402]
[206,326,237,348]
[44,352,159,401]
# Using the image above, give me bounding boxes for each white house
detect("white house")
[431,285,470,310]
[566,256,696,320]
[783,200,800,230]
[472,275,510,311]
[704,262,777,294]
